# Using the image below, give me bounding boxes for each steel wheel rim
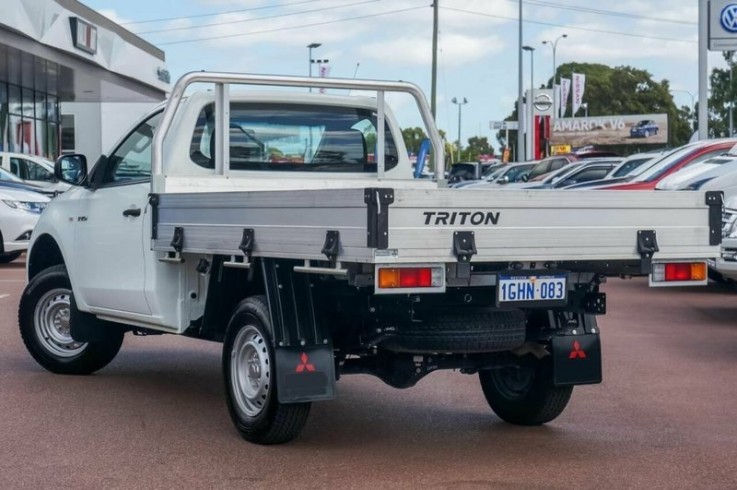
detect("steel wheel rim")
[490,365,535,400]
[33,288,87,358]
[231,325,270,418]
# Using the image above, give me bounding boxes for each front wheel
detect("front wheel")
[18,265,124,375]
[479,356,572,425]
[223,296,311,444]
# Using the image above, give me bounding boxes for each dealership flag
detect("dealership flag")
[560,78,571,117]
[318,64,331,93]
[572,73,586,116]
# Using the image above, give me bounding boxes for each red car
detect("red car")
[598,140,737,190]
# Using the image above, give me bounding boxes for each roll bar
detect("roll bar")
[151,71,446,190]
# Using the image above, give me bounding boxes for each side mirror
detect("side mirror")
[521,174,529,182]
[54,154,88,186]
[499,175,510,184]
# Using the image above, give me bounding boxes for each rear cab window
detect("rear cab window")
[189,102,399,173]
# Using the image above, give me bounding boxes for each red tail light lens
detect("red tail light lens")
[664,263,691,281]
[377,266,442,289]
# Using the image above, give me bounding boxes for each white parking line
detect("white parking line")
[0,294,9,300]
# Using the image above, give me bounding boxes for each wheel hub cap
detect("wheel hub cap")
[33,288,87,358]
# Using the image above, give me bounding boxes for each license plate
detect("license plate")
[497,274,567,306]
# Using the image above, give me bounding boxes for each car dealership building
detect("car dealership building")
[0,0,168,160]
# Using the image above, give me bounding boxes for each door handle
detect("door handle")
[123,207,141,217]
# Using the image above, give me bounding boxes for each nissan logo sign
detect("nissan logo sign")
[533,93,553,112]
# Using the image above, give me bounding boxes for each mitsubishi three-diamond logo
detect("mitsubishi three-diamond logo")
[721,4,737,33]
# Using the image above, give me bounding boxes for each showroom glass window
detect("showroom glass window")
[0,46,60,159]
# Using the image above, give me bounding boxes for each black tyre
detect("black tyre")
[0,251,22,263]
[382,309,526,353]
[479,355,572,425]
[223,295,311,445]
[18,265,124,375]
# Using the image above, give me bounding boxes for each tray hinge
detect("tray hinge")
[453,231,477,263]
[364,188,395,249]
[148,193,159,239]
[159,225,184,263]
[322,230,341,263]
[636,229,658,274]
[705,191,723,246]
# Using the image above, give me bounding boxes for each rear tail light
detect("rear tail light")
[376,265,444,293]
[650,261,708,286]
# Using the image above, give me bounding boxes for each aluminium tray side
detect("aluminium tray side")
[384,189,719,263]
[152,187,720,266]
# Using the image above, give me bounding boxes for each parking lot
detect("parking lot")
[0,258,735,488]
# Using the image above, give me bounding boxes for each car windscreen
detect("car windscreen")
[542,163,582,183]
[630,146,698,182]
[611,157,652,177]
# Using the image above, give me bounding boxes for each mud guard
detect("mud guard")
[551,333,602,386]
[261,258,336,403]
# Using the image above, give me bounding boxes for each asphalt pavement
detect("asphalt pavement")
[1,258,736,489]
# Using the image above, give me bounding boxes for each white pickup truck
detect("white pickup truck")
[19,73,722,445]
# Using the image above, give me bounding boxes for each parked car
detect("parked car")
[505,162,584,189]
[630,120,659,138]
[609,153,658,178]
[563,152,663,190]
[0,152,70,194]
[524,155,577,181]
[516,160,619,190]
[456,162,537,189]
[598,139,737,190]
[701,165,737,201]
[656,152,737,191]
[447,162,499,184]
[0,186,49,263]
[0,168,58,198]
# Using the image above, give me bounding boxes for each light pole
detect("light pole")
[522,45,535,160]
[582,102,589,118]
[451,97,468,163]
[542,33,567,118]
[516,0,524,162]
[731,52,736,137]
[307,42,321,92]
[671,89,696,131]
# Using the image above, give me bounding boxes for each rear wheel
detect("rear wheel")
[223,296,311,444]
[479,356,572,425]
[18,265,124,375]
[0,251,22,263]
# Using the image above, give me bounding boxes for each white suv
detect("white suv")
[0,187,49,263]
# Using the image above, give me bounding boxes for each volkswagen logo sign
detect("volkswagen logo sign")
[533,93,553,112]
[721,3,737,33]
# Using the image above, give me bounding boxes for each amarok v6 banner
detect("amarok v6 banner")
[550,113,669,146]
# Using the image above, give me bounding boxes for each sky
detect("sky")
[84,0,730,145]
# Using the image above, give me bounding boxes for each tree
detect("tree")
[497,62,692,156]
[463,136,493,161]
[401,127,427,154]
[706,51,737,138]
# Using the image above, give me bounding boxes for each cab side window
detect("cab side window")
[9,157,26,179]
[105,112,163,184]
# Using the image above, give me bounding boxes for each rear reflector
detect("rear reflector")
[651,261,708,285]
[377,265,444,292]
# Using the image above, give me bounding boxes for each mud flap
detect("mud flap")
[276,345,336,403]
[551,333,602,386]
